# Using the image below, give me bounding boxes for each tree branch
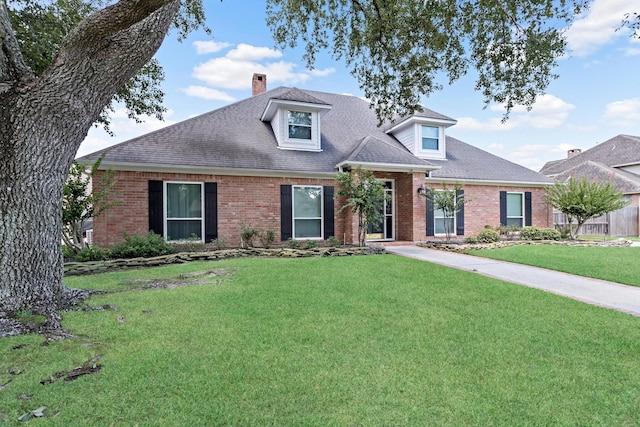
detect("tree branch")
[0,2,34,86]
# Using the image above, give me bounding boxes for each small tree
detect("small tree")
[62,156,116,254]
[422,183,469,243]
[546,177,629,239]
[335,167,386,247]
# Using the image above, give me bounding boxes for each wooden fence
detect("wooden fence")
[553,206,639,237]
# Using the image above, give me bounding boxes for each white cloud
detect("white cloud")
[602,98,640,126]
[310,68,336,77]
[193,41,232,55]
[457,94,575,131]
[190,44,335,91]
[495,143,582,172]
[181,85,236,101]
[565,0,636,56]
[226,43,282,61]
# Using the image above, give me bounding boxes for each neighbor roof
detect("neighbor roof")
[80,86,550,184]
[540,134,640,176]
[553,160,640,194]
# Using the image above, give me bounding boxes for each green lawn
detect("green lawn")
[1,255,639,425]
[466,244,640,287]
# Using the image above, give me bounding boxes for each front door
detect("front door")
[366,181,394,241]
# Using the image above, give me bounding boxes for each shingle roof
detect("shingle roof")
[428,137,552,183]
[339,135,435,169]
[80,86,550,184]
[553,161,640,194]
[540,134,640,176]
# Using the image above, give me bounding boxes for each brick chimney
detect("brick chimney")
[252,73,267,96]
[567,148,582,158]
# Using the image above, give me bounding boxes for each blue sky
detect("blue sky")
[78,0,640,172]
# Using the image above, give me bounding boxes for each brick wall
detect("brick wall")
[93,171,346,247]
[425,182,552,237]
[92,170,552,247]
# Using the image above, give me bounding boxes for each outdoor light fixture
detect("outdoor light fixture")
[417,185,426,195]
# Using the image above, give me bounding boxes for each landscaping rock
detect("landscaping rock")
[64,246,386,276]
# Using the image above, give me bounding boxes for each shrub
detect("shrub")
[539,227,561,241]
[497,224,520,240]
[259,229,276,248]
[75,246,111,262]
[63,245,111,262]
[477,228,500,243]
[520,226,542,241]
[464,236,478,244]
[325,236,341,247]
[210,238,226,250]
[240,224,258,248]
[109,231,175,259]
[303,240,319,249]
[555,224,571,239]
[285,238,301,249]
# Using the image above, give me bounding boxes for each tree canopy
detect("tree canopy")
[546,177,629,239]
[6,0,208,133]
[267,0,592,120]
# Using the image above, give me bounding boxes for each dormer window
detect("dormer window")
[288,111,312,140]
[386,115,455,160]
[261,90,332,152]
[421,125,439,150]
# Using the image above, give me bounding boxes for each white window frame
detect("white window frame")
[287,110,312,141]
[164,181,205,242]
[506,192,524,228]
[433,189,456,236]
[415,123,446,159]
[292,185,324,240]
[281,109,321,151]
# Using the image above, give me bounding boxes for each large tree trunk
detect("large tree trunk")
[0,0,181,328]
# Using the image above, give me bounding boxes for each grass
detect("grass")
[466,244,640,287]
[1,255,639,425]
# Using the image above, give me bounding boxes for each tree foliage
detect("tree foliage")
[546,177,629,239]
[6,0,208,133]
[335,167,386,247]
[267,0,590,121]
[62,155,117,254]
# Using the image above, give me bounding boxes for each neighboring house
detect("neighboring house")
[540,134,640,236]
[81,74,552,247]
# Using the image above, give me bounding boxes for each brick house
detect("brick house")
[81,74,553,247]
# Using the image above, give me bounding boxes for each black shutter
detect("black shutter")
[204,182,218,242]
[425,190,435,236]
[524,191,532,226]
[148,180,164,236]
[280,185,292,241]
[499,191,507,226]
[323,186,335,239]
[456,189,465,236]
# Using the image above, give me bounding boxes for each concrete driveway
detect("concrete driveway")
[385,245,640,317]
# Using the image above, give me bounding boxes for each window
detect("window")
[288,110,312,140]
[421,125,439,150]
[434,206,455,235]
[165,182,203,241]
[506,192,524,227]
[293,186,323,239]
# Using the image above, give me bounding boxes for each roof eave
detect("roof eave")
[426,177,553,187]
[96,161,337,179]
[336,160,441,174]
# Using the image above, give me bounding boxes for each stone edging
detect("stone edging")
[419,239,634,253]
[64,246,386,276]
